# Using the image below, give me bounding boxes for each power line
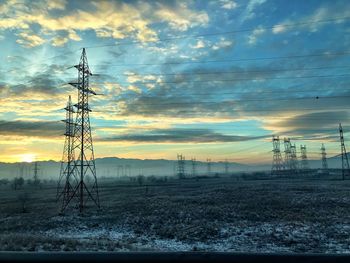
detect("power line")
[107,95,350,105]
[84,16,350,49]
[123,65,350,77]
[90,51,350,67]
[112,73,350,85]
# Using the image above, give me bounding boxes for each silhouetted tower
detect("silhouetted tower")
[125,165,131,177]
[57,95,76,208]
[207,158,211,176]
[224,159,229,175]
[271,136,284,175]
[321,143,328,172]
[33,161,40,186]
[284,138,292,170]
[177,154,186,179]
[67,48,100,212]
[300,145,309,171]
[339,123,350,180]
[117,165,124,177]
[290,143,298,173]
[191,158,196,177]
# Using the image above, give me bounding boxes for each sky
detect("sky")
[0,0,349,164]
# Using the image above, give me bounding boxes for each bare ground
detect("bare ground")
[1,176,350,252]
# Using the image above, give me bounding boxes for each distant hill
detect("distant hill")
[0,157,251,180]
[0,153,347,180]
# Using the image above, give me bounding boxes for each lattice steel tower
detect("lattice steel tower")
[57,95,76,210]
[290,143,298,173]
[191,157,196,177]
[339,123,350,180]
[68,48,100,212]
[207,158,212,176]
[33,161,40,186]
[321,143,328,172]
[300,145,309,171]
[271,135,284,175]
[224,159,229,175]
[283,138,292,171]
[177,154,186,179]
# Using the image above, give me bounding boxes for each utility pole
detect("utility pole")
[191,158,196,177]
[207,158,211,176]
[271,135,284,175]
[177,154,185,179]
[321,143,328,173]
[339,123,350,180]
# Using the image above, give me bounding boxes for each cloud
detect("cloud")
[191,40,206,49]
[212,37,234,50]
[0,0,209,46]
[15,32,45,47]
[248,26,265,45]
[98,128,269,143]
[154,2,209,32]
[47,0,67,10]
[240,0,266,23]
[272,5,350,35]
[220,0,238,10]
[0,119,63,137]
[263,111,350,139]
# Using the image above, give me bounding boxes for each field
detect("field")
[1,175,350,253]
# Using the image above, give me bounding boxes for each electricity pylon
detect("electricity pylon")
[224,159,229,175]
[271,135,284,175]
[177,154,186,179]
[63,48,100,213]
[284,138,292,171]
[33,161,40,186]
[321,143,328,172]
[300,145,309,171]
[339,123,350,180]
[290,143,298,173]
[207,158,211,176]
[57,95,77,209]
[191,158,196,177]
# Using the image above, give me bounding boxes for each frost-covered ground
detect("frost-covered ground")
[1,176,350,252]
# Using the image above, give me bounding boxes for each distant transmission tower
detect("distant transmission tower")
[271,135,284,175]
[300,145,309,171]
[117,165,124,177]
[339,123,350,180]
[125,165,131,177]
[321,143,328,172]
[59,48,100,213]
[57,95,77,208]
[224,159,229,175]
[290,143,298,173]
[191,158,196,177]
[33,161,40,186]
[177,154,186,179]
[283,138,292,171]
[207,158,211,176]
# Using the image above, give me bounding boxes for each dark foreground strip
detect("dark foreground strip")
[0,252,350,263]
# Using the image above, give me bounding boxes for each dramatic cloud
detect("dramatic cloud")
[0,0,209,46]
[0,119,63,137]
[263,111,350,139]
[99,128,270,143]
